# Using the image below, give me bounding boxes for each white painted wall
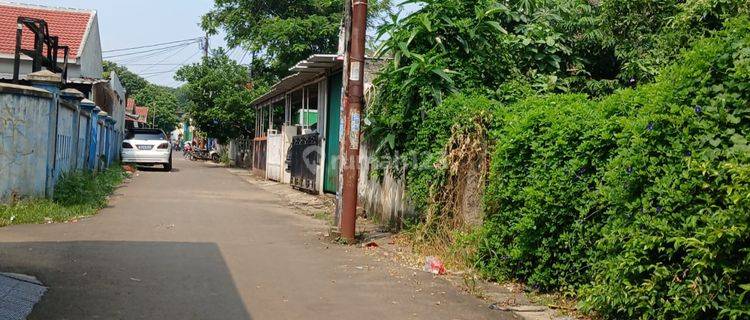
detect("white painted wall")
[109,72,126,132]
[357,141,415,230]
[78,15,103,79]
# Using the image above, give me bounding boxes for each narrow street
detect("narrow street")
[0,157,507,320]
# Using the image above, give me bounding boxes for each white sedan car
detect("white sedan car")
[122,128,172,171]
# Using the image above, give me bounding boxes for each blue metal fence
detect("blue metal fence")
[0,74,123,202]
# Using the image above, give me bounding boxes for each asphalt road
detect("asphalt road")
[0,157,508,320]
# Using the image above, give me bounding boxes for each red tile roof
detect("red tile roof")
[127,99,149,123]
[0,3,95,58]
[126,98,136,113]
[134,106,149,123]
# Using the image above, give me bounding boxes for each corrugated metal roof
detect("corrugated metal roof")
[289,54,340,73]
[251,54,343,108]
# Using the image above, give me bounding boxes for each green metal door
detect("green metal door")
[324,73,342,193]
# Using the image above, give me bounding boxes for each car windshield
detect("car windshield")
[126,131,166,141]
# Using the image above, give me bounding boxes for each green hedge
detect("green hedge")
[581,16,750,319]
[479,93,616,290]
[477,16,750,319]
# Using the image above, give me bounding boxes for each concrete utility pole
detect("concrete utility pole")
[340,0,368,242]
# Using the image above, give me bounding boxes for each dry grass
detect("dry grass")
[407,115,492,272]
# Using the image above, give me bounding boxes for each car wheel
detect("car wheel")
[164,157,173,171]
[212,154,220,162]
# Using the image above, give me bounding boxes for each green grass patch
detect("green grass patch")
[0,167,128,227]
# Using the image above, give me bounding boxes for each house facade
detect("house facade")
[0,2,124,130]
[125,98,150,129]
[0,2,103,82]
[0,2,126,176]
[251,54,344,194]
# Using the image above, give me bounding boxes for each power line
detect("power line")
[112,46,181,64]
[226,47,237,60]
[238,50,249,65]
[138,70,177,76]
[142,50,202,79]
[138,43,193,74]
[103,37,202,53]
[105,42,196,59]
[103,41,199,59]
[108,40,200,65]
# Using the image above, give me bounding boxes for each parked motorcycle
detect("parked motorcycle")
[189,148,211,161]
[182,143,193,159]
[209,150,220,162]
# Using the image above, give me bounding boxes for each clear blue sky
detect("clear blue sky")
[23,0,227,87]
[23,0,418,88]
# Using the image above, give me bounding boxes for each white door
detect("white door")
[266,133,283,181]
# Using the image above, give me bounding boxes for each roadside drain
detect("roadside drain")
[0,273,46,320]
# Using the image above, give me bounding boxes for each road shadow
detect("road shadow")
[0,241,251,320]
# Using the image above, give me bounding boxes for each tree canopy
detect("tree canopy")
[102,61,149,95]
[103,61,181,133]
[201,0,393,80]
[132,84,181,133]
[175,50,267,142]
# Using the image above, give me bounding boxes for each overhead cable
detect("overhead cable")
[103,41,200,59]
[103,37,202,53]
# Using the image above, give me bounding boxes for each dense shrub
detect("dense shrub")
[366,0,750,318]
[479,94,618,290]
[477,16,750,318]
[368,0,750,225]
[580,17,750,319]
[598,0,749,82]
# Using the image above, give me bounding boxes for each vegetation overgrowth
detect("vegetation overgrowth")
[0,167,127,227]
[366,0,750,318]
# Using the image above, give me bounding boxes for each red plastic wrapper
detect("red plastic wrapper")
[424,256,446,275]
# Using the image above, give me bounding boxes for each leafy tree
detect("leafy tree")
[598,0,750,82]
[102,61,149,95]
[132,84,181,133]
[103,61,180,133]
[201,0,394,79]
[367,0,608,165]
[175,50,266,142]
